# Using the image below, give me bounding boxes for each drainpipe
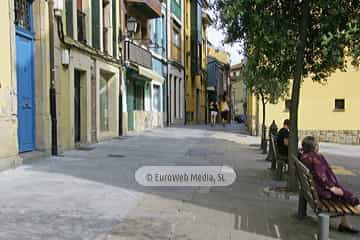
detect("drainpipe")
[49,0,58,155]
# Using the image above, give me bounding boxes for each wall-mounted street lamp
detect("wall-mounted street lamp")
[54,0,64,17]
[126,17,138,35]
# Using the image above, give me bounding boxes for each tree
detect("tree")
[214,0,360,191]
[243,46,289,149]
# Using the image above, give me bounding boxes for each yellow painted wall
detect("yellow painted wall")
[249,65,360,134]
[200,21,208,123]
[231,79,245,115]
[0,0,22,168]
[184,0,195,118]
[184,0,208,123]
[208,47,230,65]
[247,93,259,136]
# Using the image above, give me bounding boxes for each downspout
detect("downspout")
[118,0,123,135]
[183,0,187,125]
[165,1,170,127]
[49,0,58,155]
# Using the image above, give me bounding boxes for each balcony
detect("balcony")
[126,0,161,19]
[171,0,181,20]
[77,10,87,43]
[124,40,152,69]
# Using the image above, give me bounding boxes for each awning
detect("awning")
[138,66,164,85]
[207,86,216,91]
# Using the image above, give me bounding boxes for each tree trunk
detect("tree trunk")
[262,96,266,133]
[262,97,267,154]
[260,93,266,152]
[288,0,310,192]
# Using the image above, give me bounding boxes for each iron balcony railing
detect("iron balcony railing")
[77,10,87,43]
[124,40,152,69]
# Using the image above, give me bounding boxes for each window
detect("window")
[334,99,345,110]
[134,84,144,111]
[100,76,109,131]
[174,77,177,118]
[77,0,87,43]
[103,0,111,54]
[171,0,181,20]
[92,0,100,49]
[285,99,291,111]
[15,0,31,31]
[153,85,160,112]
[173,29,180,47]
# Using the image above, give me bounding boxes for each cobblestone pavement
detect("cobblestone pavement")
[0,124,359,240]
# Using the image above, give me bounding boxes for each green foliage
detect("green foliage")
[243,46,289,105]
[214,0,360,81]
[214,0,360,190]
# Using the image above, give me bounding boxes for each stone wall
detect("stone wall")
[299,130,360,145]
[133,111,164,132]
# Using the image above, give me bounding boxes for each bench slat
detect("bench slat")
[327,200,346,214]
[345,204,360,215]
[336,202,352,214]
[318,201,329,212]
[321,200,337,213]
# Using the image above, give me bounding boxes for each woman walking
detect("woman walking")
[219,95,229,127]
[209,101,218,126]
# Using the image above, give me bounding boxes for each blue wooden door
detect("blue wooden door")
[16,31,35,152]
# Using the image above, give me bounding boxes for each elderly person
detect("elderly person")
[301,136,360,234]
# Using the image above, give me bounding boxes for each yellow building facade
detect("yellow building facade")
[230,63,245,117]
[208,47,230,65]
[247,65,360,144]
[0,0,22,170]
[184,0,209,123]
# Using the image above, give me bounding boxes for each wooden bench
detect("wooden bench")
[294,155,360,239]
[270,134,288,180]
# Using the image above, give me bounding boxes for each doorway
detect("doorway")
[15,0,35,152]
[195,89,200,123]
[74,70,82,144]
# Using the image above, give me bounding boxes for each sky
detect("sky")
[205,0,244,65]
[206,21,244,65]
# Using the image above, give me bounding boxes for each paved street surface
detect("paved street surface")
[1,124,360,240]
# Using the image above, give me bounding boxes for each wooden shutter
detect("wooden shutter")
[77,0,82,10]
[65,0,73,38]
[92,0,100,49]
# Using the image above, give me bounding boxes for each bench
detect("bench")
[270,134,288,180]
[294,155,360,239]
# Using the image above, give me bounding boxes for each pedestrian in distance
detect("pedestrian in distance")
[209,101,219,127]
[301,136,360,234]
[219,95,229,127]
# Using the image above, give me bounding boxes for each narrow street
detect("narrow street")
[0,124,359,240]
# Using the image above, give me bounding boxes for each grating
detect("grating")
[108,154,126,158]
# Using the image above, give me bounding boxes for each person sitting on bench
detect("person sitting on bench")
[301,136,360,234]
[276,119,290,163]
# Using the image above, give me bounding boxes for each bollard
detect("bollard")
[318,213,330,240]
[267,121,278,164]
[262,125,267,154]
[297,193,307,219]
[276,160,284,180]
